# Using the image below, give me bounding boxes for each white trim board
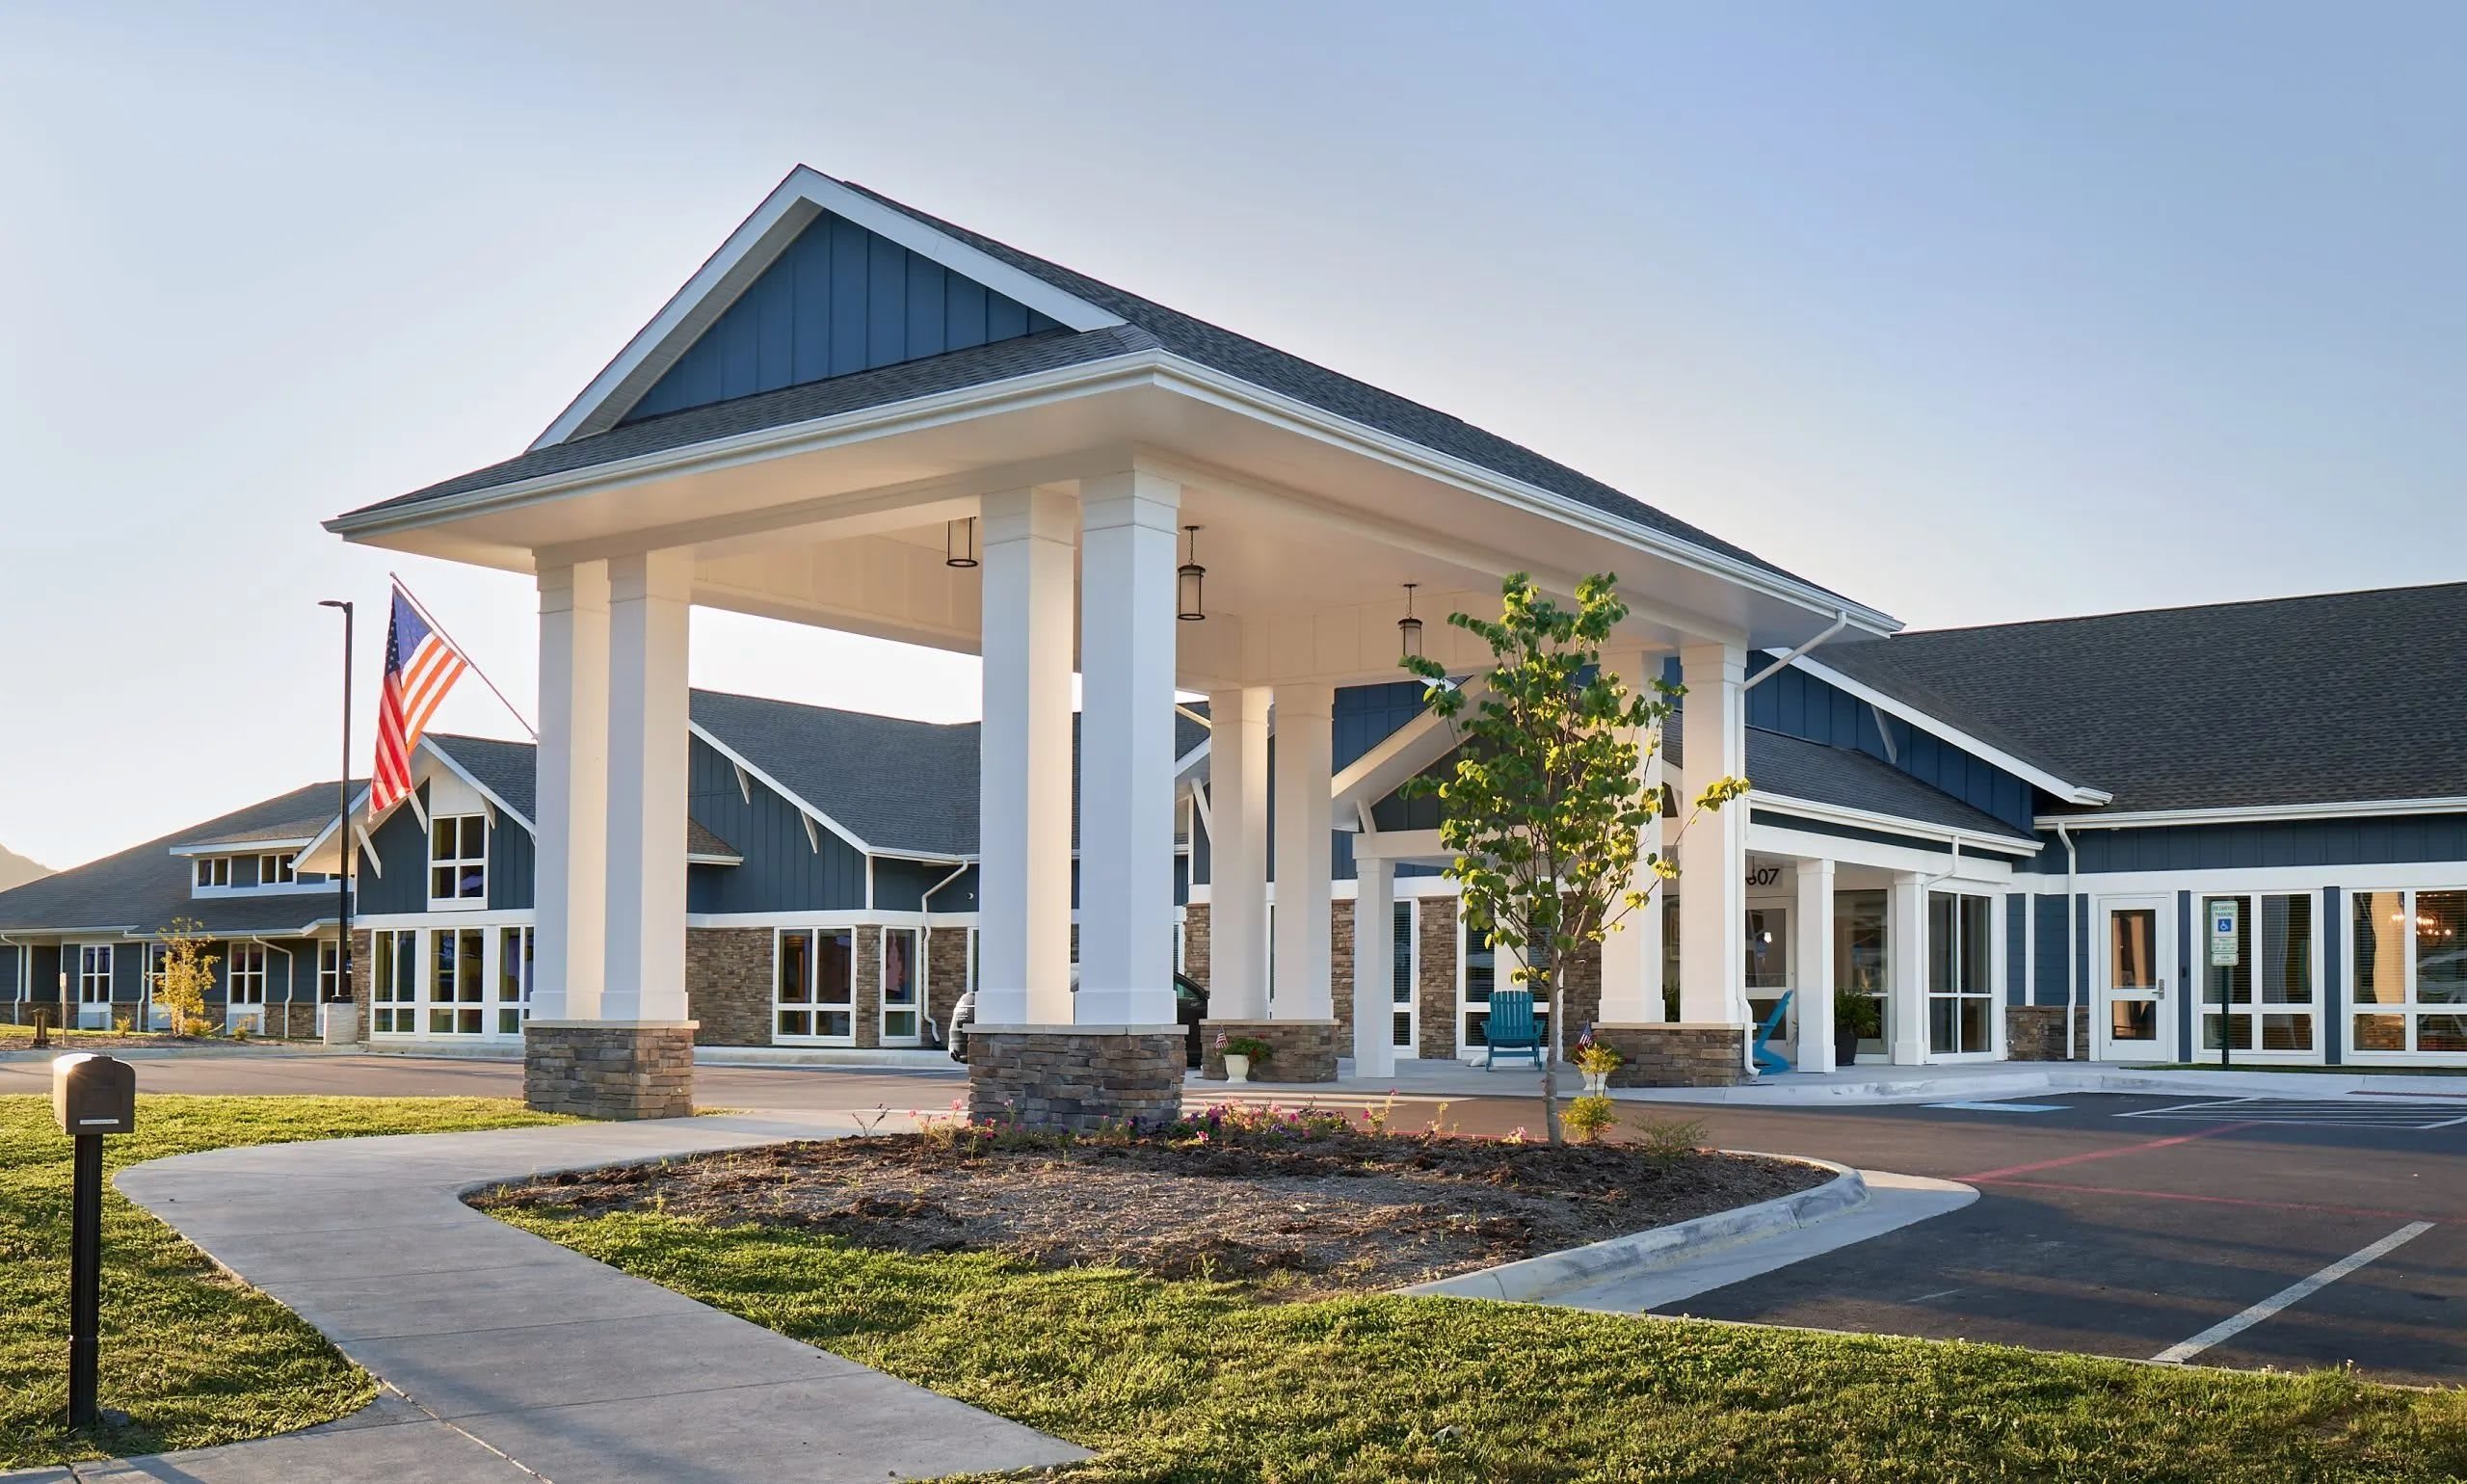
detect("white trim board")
[531,166,1126,449]
[1790,654,2107,807]
[2035,796,2467,831]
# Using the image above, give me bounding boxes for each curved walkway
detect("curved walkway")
[17,1113,1084,1483]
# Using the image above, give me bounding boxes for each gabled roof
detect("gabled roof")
[690,689,982,858]
[1744,729,2035,846]
[339,168,1852,604]
[0,783,356,939]
[1817,581,2467,816]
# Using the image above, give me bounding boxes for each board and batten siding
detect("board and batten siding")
[683,736,869,914]
[2029,812,2467,874]
[1744,658,2042,834]
[623,211,1065,423]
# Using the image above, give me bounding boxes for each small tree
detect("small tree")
[153,916,217,1036]
[1402,573,1749,1146]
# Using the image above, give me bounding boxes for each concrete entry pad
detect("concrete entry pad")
[94,1113,1085,1483]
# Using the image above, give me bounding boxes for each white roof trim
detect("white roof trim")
[421,742,537,835]
[166,836,316,859]
[531,166,1124,450]
[2036,796,2467,832]
[1787,653,2110,807]
[1752,790,2043,854]
[687,721,877,857]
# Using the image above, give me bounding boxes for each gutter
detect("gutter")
[1743,611,1851,693]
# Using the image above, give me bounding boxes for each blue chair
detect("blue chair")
[1752,990,1796,1073]
[1482,989,1544,1070]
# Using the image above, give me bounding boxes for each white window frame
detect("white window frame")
[259,852,297,886]
[318,941,342,1002]
[194,856,231,890]
[1390,896,1419,1054]
[76,943,114,1012]
[226,943,268,1006]
[773,927,857,1045]
[2347,886,2467,1062]
[880,926,922,1047]
[1924,888,1998,1061]
[495,925,534,1037]
[428,814,489,908]
[429,925,488,1035]
[2195,888,2324,1064]
[371,928,419,1035]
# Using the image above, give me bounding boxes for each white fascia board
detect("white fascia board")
[1751,790,2043,855]
[530,166,1123,450]
[1787,654,2110,807]
[166,836,316,859]
[686,721,874,856]
[419,741,537,836]
[294,784,374,867]
[2034,796,2467,832]
[1330,680,1480,816]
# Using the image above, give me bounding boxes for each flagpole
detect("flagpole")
[387,571,538,739]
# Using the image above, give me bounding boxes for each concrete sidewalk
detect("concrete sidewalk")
[12,1113,1084,1483]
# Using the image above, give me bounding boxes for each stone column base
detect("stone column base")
[1198,1018,1340,1082]
[1594,1022,1749,1087]
[523,1020,698,1120]
[968,1023,1185,1134]
[2006,1004,2092,1061]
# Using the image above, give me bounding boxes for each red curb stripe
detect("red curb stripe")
[1952,1122,2263,1182]
[1974,1178,2445,1225]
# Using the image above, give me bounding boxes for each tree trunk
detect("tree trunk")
[1538,967,1563,1147]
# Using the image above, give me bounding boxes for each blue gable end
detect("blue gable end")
[1745,656,2043,834]
[623,212,1065,422]
[684,736,870,914]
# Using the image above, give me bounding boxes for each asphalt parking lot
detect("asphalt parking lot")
[10,1052,2460,1384]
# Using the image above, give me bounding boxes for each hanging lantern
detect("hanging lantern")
[1397,583,1423,659]
[943,517,979,569]
[1177,525,1207,622]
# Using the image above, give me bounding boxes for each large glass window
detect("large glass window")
[881,928,920,1044]
[2203,892,2314,1054]
[77,945,113,1006]
[318,941,342,1002]
[497,927,533,1035]
[429,815,488,903]
[429,927,486,1035]
[2352,888,2467,1054]
[775,928,857,1041]
[227,944,268,1006]
[1461,915,1496,1048]
[1392,898,1418,1051]
[371,929,418,1034]
[1927,892,1993,1055]
[194,857,231,889]
[1834,889,1889,1058]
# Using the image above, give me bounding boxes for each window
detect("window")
[2203,892,2315,1054]
[497,926,533,1035]
[429,815,488,903]
[1461,915,1495,1048]
[371,929,418,1034]
[2352,889,2467,1055]
[776,928,856,1041]
[1391,898,1418,1052]
[227,944,268,1005]
[77,944,113,1005]
[318,941,342,1001]
[430,927,486,1034]
[194,857,231,889]
[1834,889,1889,1058]
[259,853,297,886]
[881,927,920,1044]
[1927,891,1993,1055]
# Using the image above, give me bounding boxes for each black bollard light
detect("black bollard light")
[52,1053,136,1431]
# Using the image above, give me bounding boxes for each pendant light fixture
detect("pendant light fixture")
[1397,582,1423,659]
[943,517,979,569]
[1177,525,1207,622]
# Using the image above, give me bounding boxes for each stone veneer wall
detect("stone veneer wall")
[926,925,968,1045]
[686,927,773,1047]
[345,928,372,1043]
[1419,897,1458,1059]
[2006,1005,2092,1061]
[968,1027,1184,1133]
[1329,898,1356,1040]
[1593,1023,1748,1087]
[1181,903,1210,990]
[1198,1017,1339,1081]
[523,1023,696,1119]
[850,926,883,1048]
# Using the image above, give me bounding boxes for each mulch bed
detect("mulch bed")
[475,1115,1828,1300]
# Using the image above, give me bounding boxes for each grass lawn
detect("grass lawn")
[0,1094,566,1469]
[497,1206,2467,1482]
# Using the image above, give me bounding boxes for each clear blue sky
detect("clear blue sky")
[3,1,2460,868]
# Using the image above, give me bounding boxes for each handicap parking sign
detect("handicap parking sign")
[2208,899,2241,967]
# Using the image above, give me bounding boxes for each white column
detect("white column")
[601,549,692,1022]
[1990,891,2010,1060]
[1075,471,1180,1026]
[1205,687,1271,1020]
[1889,871,1929,1065]
[1352,854,1396,1077]
[976,488,1078,1026]
[532,561,608,1023]
[1678,644,1747,1032]
[1597,647,1665,1023]
[1271,682,1335,1020]
[1792,859,1836,1073]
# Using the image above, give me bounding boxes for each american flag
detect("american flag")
[371,584,467,815]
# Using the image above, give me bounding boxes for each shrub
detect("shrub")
[1574,1042,1623,1076]
[1219,1034,1273,1062]
[1629,1115,1709,1163]
[1563,1095,1618,1143]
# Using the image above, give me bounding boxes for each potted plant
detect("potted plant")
[1833,987,1880,1068]
[1218,1033,1272,1084]
[1573,1031,1623,1095]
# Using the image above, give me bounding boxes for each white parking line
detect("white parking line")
[2152,1221,2435,1365]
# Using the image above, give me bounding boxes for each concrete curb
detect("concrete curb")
[1393,1153,1866,1303]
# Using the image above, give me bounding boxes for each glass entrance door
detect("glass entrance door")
[2098,900,2170,1061]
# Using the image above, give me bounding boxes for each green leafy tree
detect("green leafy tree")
[153,916,218,1036]
[1402,573,1749,1145]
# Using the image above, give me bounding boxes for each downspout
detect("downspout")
[919,861,972,1045]
[1741,610,1853,693]
[2056,822,2080,1062]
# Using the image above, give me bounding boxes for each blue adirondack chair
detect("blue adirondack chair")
[1482,989,1544,1070]
[1752,990,1796,1073]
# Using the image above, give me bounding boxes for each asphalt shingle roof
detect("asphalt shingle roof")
[0,783,358,938]
[344,177,1849,604]
[690,690,983,857]
[1744,729,2035,845]
[1815,582,2467,814]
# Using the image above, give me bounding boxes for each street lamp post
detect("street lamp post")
[317,599,354,1043]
